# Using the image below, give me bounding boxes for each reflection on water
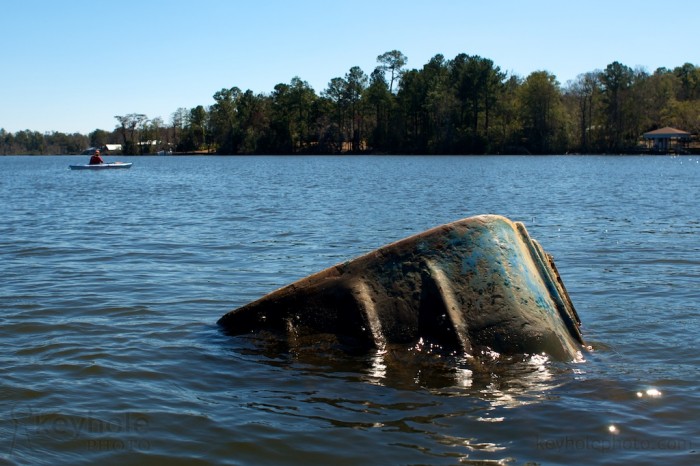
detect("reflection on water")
[227,333,588,465]
[233,331,576,407]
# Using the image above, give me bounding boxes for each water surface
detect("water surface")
[1,155,698,465]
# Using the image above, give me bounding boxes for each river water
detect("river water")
[1,155,698,465]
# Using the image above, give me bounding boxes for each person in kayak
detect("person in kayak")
[89,150,104,165]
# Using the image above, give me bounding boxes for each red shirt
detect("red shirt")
[89,154,104,165]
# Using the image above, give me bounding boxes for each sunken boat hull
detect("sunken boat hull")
[218,215,584,361]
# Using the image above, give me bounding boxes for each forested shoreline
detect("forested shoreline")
[3,51,699,156]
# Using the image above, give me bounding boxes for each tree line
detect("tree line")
[3,51,700,155]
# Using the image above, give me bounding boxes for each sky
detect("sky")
[2,0,699,135]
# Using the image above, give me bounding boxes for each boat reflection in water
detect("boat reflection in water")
[233,330,576,405]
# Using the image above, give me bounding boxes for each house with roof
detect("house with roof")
[643,127,691,153]
[103,144,122,152]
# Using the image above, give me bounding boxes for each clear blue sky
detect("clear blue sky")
[2,0,698,134]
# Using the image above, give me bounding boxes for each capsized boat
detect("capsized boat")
[69,162,132,170]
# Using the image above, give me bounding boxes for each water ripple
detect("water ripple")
[1,155,699,465]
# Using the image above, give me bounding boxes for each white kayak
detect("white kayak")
[69,162,133,170]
